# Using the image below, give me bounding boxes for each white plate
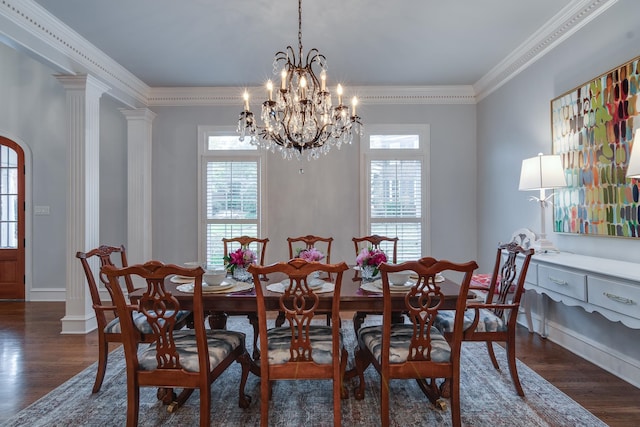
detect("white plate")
[171,275,195,284]
[372,279,414,290]
[176,279,249,294]
[267,281,335,294]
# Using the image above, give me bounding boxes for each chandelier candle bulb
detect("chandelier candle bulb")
[337,84,343,105]
[243,91,250,111]
[281,70,287,90]
[321,70,326,91]
[267,80,273,101]
[352,97,358,117]
[300,76,307,99]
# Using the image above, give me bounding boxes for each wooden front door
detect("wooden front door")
[0,137,25,300]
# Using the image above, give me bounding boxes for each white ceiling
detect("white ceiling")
[31,0,576,89]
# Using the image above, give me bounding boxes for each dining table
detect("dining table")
[130,268,464,326]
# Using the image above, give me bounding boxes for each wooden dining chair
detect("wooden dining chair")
[248,259,349,427]
[218,235,269,358]
[223,235,269,269]
[354,257,478,427]
[352,234,398,282]
[434,241,534,396]
[101,260,252,427]
[287,234,333,262]
[76,244,191,393]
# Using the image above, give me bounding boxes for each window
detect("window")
[198,126,264,267]
[361,125,430,262]
[0,145,19,248]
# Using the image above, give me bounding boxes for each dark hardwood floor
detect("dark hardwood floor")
[1,301,639,425]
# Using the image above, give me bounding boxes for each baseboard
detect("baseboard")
[517,312,640,389]
[28,287,66,301]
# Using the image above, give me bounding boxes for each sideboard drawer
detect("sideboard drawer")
[588,276,640,318]
[538,265,586,301]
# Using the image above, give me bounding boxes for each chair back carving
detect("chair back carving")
[287,235,333,263]
[223,236,269,267]
[352,235,398,264]
[486,241,534,320]
[76,244,134,323]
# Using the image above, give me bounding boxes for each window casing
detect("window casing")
[361,125,430,262]
[198,126,264,267]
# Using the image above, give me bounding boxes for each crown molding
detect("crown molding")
[1,0,618,108]
[147,85,477,107]
[0,0,149,107]
[474,0,618,101]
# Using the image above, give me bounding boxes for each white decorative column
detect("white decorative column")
[120,108,156,266]
[57,74,110,334]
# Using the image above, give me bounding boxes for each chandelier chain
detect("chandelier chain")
[298,0,303,59]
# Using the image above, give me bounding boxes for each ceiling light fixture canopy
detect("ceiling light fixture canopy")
[237,0,362,161]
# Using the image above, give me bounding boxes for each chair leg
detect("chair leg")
[93,335,108,393]
[505,338,525,396]
[450,374,461,427]
[237,350,253,408]
[340,347,348,399]
[260,375,270,427]
[380,374,390,427]
[126,379,139,427]
[353,347,369,400]
[199,385,211,427]
[247,313,260,360]
[486,341,500,370]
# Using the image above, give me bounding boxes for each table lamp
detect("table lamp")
[626,129,640,178]
[518,153,567,252]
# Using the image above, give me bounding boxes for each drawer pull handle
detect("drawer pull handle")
[548,276,568,286]
[603,292,635,305]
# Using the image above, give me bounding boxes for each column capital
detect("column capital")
[120,108,157,123]
[55,74,110,97]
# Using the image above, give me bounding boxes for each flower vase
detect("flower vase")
[233,266,252,282]
[361,265,378,280]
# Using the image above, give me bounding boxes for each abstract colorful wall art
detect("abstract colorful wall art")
[552,56,640,238]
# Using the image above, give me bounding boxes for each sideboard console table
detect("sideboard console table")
[522,252,640,336]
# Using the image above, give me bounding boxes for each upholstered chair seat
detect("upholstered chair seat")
[105,310,191,335]
[435,309,508,334]
[358,324,451,364]
[264,325,344,365]
[138,329,246,372]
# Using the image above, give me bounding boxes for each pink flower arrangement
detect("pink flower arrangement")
[224,247,257,272]
[296,247,325,262]
[356,247,387,276]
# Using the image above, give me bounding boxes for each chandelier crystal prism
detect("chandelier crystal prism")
[237,0,363,161]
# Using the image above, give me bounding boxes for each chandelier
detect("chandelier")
[237,0,362,161]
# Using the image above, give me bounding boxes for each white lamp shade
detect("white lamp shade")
[518,153,567,191]
[626,129,640,178]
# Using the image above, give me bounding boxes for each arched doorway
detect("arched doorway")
[0,136,25,300]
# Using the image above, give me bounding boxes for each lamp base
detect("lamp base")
[531,238,559,253]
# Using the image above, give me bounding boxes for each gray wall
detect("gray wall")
[150,103,477,268]
[477,0,640,367]
[0,42,128,295]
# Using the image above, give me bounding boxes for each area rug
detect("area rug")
[3,318,606,427]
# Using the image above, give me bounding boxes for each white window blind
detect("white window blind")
[199,128,263,267]
[363,127,429,262]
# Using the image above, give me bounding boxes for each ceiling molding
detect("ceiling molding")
[0,0,149,107]
[473,0,618,101]
[1,0,619,107]
[147,85,477,107]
